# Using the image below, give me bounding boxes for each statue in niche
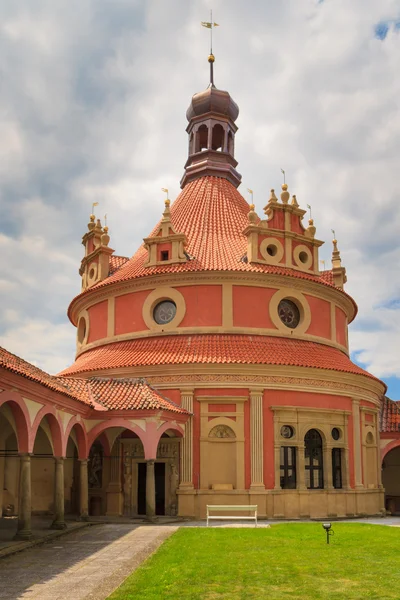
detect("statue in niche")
[169,463,179,516]
[209,424,236,439]
[89,444,103,488]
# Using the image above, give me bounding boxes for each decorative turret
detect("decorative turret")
[79,210,114,291]
[331,234,347,289]
[180,54,242,189]
[243,181,324,274]
[143,197,188,267]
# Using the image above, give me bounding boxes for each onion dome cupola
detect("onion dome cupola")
[180,54,242,189]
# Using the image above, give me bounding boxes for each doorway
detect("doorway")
[137,462,166,516]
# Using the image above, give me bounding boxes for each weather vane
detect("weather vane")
[280,168,286,184]
[307,204,312,219]
[247,188,254,203]
[201,10,219,54]
[104,214,107,227]
[331,229,336,239]
[161,188,169,200]
[92,201,99,214]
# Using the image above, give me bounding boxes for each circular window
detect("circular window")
[267,244,278,257]
[153,300,177,325]
[281,425,294,439]
[332,428,340,441]
[299,251,308,264]
[278,299,300,329]
[77,317,87,344]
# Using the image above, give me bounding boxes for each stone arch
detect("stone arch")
[381,439,400,460]
[31,407,63,457]
[64,418,88,459]
[0,391,31,453]
[382,444,400,514]
[204,416,240,438]
[209,424,236,438]
[87,420,148,454]
[211,123,224,151]
[195,124,208,152]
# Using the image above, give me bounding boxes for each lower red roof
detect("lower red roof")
[58,334,380,382]
[380,396,400,433]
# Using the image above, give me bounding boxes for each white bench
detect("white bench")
[206,505,258,527]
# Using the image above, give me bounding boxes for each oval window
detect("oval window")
[278,299,300,329]
[153,300,177,325]
[331,428,340,441]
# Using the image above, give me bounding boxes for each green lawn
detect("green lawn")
[108,524,400,600]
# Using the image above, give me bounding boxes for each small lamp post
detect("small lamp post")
[322,522,334,544]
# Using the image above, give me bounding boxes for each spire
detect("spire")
[79,207,114,291]
[181,47,241,189]
[331,233,347,289]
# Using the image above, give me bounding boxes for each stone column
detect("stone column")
[323,444,333,490]
[15,454,32,540]
[352,400,363,488]
[79,459,89,520]
[51,457,67,530]
[250,390,264,489]
[180,389,194,488]
[146,459,156,520]
[374,412,383,488]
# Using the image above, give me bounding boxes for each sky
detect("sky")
[0,0,399,398]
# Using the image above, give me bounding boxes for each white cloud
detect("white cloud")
[0,0,399,394]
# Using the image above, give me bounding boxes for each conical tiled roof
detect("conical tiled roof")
[75,176,344,296]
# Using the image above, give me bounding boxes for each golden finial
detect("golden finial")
[248,203,257,224]
[291,194,299,207]
[269,189,278,202]
[306,218,316,238]
[208,54,215,63]
[165,199,171,208]
[247,188,254,203]
[281,183,289,204]
[101,225,110,246]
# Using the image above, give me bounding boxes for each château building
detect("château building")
[1,53,400,538]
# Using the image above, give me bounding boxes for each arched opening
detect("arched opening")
[227,130,234,155]
[195,125,208,152]
[189,132,194,155]
[211,124,224,151]
[382,446,400,514]
[31,422,56,514]
[304,429,324,489]
[0,417,19,517]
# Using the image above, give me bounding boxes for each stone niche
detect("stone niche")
[121,438,180,517]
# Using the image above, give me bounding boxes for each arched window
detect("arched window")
[195,125,208,152]
[227,131,234,155]
[304,429,323,489]
[211,124,224,151]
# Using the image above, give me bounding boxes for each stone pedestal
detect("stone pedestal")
[14,454,32,540]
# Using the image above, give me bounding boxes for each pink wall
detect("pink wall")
[305,294,331,338]
[335,307,347,346]
[233,286,277,329]
[114,291,148,335]
[178,286,222,327]
[87,301,108,343]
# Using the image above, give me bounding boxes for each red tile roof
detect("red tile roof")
[58,334,380,382]
[319,270,334,285]
[109,255,129,275]
[64,377,188,413]
[71,177,354,304]
[0,347,188,414]
[0,346,88,402]
[380,396,400,433]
